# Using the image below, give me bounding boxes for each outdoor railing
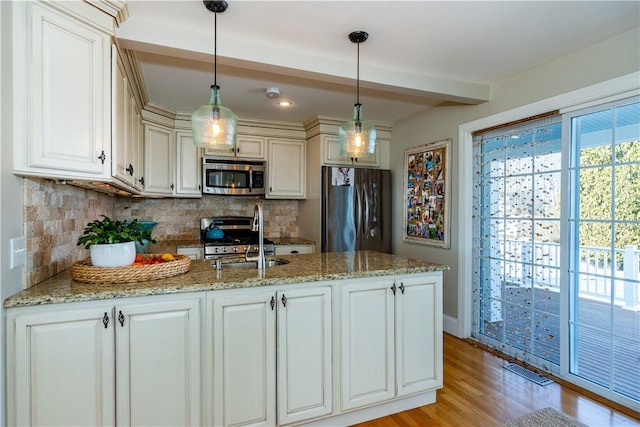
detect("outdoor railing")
[501,240,640,310]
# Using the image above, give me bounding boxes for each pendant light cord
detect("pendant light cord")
[356,41,360,105]
[214,11,218,87]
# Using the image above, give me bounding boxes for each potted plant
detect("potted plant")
[77,216,156,267]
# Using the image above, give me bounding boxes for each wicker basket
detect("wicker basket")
[71,254,191,284]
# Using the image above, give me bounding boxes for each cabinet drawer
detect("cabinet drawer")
[274,244,314,255]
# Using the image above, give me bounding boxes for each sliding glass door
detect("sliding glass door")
[472,96,639,408]
[565,99,640,403]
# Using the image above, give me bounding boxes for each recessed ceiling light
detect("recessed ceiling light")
[277,100,292,107]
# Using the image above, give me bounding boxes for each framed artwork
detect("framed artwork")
[403,138,451,249]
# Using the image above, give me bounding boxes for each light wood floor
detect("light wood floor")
[353,334,640,427]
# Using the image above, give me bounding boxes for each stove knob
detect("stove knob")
[232,247,238,253]
[223,247,228,253]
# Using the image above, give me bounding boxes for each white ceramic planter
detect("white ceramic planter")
[90,241,136,267]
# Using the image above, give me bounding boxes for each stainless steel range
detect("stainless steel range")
[200,216,275,260]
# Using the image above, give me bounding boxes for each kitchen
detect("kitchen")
[1,1,639,426]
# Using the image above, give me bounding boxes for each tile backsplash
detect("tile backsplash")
[115,197,300,241]
[23,178,300,287]
[24,178,116,287]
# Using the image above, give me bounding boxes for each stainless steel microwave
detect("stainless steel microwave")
[202,157,265,196]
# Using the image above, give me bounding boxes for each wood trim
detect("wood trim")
[471,110,560,136]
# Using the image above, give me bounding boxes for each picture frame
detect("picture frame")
[403,138,451,249]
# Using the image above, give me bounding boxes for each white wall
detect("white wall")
[1,2,27,425]
[390,27,640,335]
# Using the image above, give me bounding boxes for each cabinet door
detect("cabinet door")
[125,94,140,186]
[277,287,332,424]
[236,136,266,159]
[144,123,174,195]
[112,48,129,184]
[266,138,306,199]
[116,298,202,427]
[340,279,395,410]
[323,136,380,167]
[23,3,111,176]
[396,274,443,396]
[210,292,276,427]
[175,131,202,196]
[8,306,115,426]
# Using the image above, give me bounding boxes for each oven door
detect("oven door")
[202,160,265,195]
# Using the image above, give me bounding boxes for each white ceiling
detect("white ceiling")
[116,1,639,124]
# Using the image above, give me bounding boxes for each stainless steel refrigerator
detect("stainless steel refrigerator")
[322,166,391,253]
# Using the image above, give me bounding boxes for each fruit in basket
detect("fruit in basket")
[131,254,176,266]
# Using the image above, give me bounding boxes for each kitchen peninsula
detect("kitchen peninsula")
[5,251,448,427]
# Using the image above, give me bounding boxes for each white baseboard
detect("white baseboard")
[443,314,459,337]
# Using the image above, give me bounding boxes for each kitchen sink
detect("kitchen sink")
[220,259,289,268]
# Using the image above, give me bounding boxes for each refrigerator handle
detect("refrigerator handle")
[355,180,362,237]
[364,181,370,239]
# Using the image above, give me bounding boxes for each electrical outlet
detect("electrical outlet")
[10,237,26,269]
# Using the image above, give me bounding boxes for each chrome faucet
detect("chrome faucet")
[245,203,266,269]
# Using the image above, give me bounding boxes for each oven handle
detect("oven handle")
[249,166,253,193]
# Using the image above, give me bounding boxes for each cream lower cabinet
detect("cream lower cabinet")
[115,298,202,426]
[340,273,443,410]
[6,295,203,427]
[208,286,332,426]
[7,305,116,426]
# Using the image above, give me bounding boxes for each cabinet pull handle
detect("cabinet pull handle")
[281,294,287,307]
[138,177,145,186]
[118,310,125,327]
[399,282,405,294]
[126,164,134,175]
[270,296,275,310]
[98,150,106,164]
[103,312,109,328]
[390,283,397,295]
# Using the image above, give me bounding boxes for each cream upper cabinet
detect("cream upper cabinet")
[175,131,202,196]
[143,123,175,195]
[204,135,266,159]
[323,135,380,167]
[115,298,202,427]
[113,48,142,190]
[12,1,113,179]
[6,305,116,426]
[266,138,306,199]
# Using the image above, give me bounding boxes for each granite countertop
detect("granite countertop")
[4,251,448,308]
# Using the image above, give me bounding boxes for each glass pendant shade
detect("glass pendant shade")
[191,85,237,149]
[339,103,376,158]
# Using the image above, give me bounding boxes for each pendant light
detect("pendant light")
[338,31,376,159]
[191,0,237,149]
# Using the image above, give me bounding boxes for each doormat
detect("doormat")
[499,407,588,427]
[503,362,554,386]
